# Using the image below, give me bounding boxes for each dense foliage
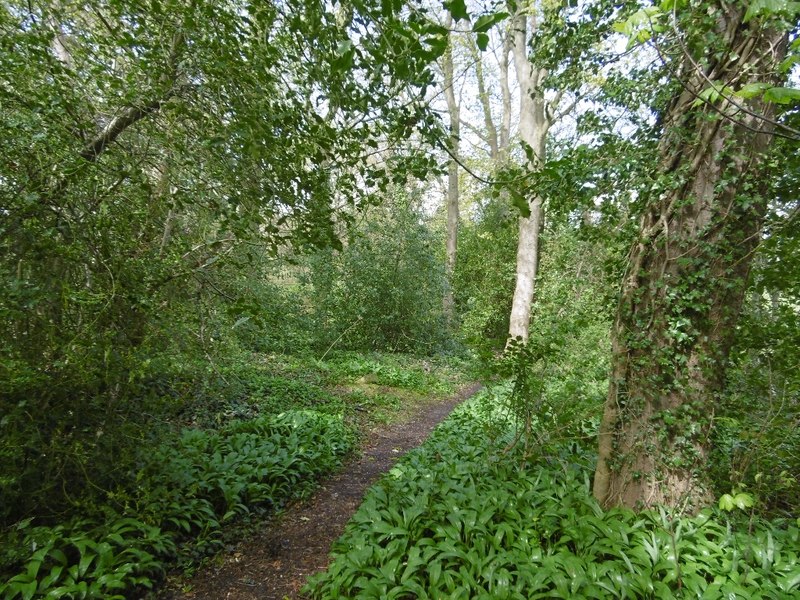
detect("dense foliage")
[308,190,450,354]
[307,390,800,599]
[0,352,467,598]
[712,158,800,515]
[1,410,354,599]
[1,0,798,595]
[453,197,518,348]
[0,0,446,527]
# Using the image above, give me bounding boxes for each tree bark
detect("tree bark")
[507,12,549,342]
[442,15,460,326]
[469,36,499,161]
[594,7,787,512]
[498,29,512,160]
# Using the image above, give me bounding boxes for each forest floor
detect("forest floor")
[161,382,482,600]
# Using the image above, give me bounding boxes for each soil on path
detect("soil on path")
[163,382,481,600]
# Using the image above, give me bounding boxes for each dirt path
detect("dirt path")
[162,382,481,600]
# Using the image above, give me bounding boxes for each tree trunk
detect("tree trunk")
[498,29,512,160]
[507,13,549,342]
[442,15,460,326]
[594,7,787,512]
[470,36,499,162]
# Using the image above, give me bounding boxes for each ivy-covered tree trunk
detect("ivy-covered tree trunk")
[593,6,787,512]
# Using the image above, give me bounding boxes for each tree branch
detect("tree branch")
[80,94,174,162]
[459,118,490,144]
[553,95,579,124]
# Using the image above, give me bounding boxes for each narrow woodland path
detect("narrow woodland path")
[163,382,482,600]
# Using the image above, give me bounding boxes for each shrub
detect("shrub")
[307,193,450,355]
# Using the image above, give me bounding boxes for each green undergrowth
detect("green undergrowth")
[0,411,354,600]
[175,351,468,429]
[320,351,469,428]
[306,389,800,600]
[320,351,460,394]
[0,351,469,599]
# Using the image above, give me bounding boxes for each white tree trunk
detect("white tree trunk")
[442,15,460,325]
[507,13,550,342]
[498,30,512,159]
[470,37,499,161]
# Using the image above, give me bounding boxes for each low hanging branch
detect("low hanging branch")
[79,93,176,162]
[35,89,180,213]
[79,30,186,162]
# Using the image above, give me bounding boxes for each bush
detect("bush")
[307,193,450,354]
[452,200,518,349]
[709,229,800,517]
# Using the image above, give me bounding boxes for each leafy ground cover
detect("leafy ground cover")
[163,383,481,599]
[0,352,469,599]
[306,389,800,600]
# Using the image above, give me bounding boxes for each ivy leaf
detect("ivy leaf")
[509,190,531,218]
[444,0,469,22]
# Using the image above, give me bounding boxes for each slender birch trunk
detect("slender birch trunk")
[442,14,460,326]
[507,12,551,342]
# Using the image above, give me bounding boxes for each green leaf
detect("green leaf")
[691,83,734,108]
[509,190,531,218]
[779,567,800,592]
[19,579,37,600]
[336,39,353,55]
[613,7,663,49]
[472,12,508,33]
[39,565,65,590]
[444,0,469,21]
[476,32,489,51]
[779,52,800,73]
[424,34,448,58]
[732,492,754,510]
[718,494,735,511]
[763,86,800,105]
[734,82,770,99]
[743,0,797,22]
